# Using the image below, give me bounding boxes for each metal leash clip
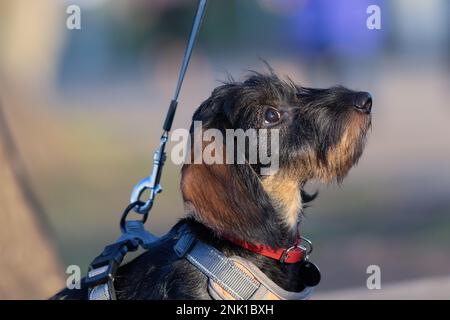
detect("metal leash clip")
[129,131,168,215]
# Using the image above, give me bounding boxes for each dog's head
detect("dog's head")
[181,70,372,247]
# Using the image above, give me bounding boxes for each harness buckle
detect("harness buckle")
[85,239,139,287]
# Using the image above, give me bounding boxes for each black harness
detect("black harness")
[85,220,318,300]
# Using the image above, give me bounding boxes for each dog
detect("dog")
[52,69,372,300]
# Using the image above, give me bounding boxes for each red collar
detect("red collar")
[223,235,305,264]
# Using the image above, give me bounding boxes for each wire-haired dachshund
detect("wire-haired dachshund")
[52,69,372,300]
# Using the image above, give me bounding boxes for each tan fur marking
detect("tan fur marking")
[262,173,302,230]
[326,116,364,176]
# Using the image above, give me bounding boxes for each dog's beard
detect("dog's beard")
[315,112,371,183]
[283,112,371,184]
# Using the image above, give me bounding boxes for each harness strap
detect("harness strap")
[175,233,260,300]
[174,232,314,300]
[87,220,172,300]
[88,283,113,300]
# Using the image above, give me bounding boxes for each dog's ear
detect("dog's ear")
[191,84,238,131]
[181,160,285,248]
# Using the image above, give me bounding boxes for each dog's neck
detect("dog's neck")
[260,172,303,231]
[180,163,308,292]
[181,163,303,249]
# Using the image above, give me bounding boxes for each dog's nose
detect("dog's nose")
[353,92,372,114]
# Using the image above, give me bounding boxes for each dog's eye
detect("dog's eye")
[264,108,281,124]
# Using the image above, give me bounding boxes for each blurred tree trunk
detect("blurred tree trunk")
[0,0,65,299]
[0,105,63,299]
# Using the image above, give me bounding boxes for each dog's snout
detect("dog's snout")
[353,92,372,114]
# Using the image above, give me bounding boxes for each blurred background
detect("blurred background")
[0,0,449,299]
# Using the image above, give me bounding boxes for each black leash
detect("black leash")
[86,0,208,300]
[129,0,207,217]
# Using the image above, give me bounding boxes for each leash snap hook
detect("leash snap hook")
[129,177,157,214]
[129,132,168,215]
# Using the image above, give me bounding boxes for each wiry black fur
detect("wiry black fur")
[51,69,371,300]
